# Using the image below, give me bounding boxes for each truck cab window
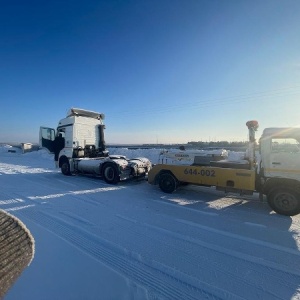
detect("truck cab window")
[57,129,65,138]
[271,138,300,153]
[41,128,55,141]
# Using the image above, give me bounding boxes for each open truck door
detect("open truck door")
[39,127,56,153]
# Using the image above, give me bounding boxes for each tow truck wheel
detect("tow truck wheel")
[103,163,119,184]
[61,160,71,176]
[267,187,300,216]
[159,173,177,193]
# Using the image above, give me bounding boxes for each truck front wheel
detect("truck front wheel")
[102,164,120,184]
[267,187,300,216]
[61,160,71,176]
[159,173,177,194]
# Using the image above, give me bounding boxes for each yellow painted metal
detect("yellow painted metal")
[148,164,256,191]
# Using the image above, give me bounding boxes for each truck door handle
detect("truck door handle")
[272,162,281,165]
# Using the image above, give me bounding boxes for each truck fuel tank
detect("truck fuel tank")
[76,158,104,175]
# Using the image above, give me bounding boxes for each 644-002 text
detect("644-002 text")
[184,168,215,177]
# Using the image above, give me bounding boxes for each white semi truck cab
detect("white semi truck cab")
[40,108,151,183]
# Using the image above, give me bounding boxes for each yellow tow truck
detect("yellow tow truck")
[148,121,300,216]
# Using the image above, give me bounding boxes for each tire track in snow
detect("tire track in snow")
[178,219,300,257]
[26,183,298,299]
[3,176,299,299]
[48,202,297,300]
[114,215,298,300]
[113,216,272,299]
[17,209,241,300]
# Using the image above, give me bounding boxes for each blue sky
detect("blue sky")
[1,0,300,144]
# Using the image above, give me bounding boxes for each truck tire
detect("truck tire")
[61,160,71,176]
[103,163,120,184]
[159,173,177,193]
[267,187,300,216]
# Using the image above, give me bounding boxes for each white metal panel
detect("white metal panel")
[73,116,101,148]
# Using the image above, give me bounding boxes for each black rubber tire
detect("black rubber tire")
[159,173,177,193]
[61,160,71,176]
[267,187,300,216]
[102,163,120,184]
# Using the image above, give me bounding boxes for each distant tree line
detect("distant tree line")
[140,140,249,150]
[187,140,248,148]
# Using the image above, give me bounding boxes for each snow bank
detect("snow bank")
[0,145,21,154]
[0,145,248,166]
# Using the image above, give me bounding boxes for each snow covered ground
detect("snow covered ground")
[1,145,300,300]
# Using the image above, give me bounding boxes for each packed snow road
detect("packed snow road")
[1,146,300,300]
